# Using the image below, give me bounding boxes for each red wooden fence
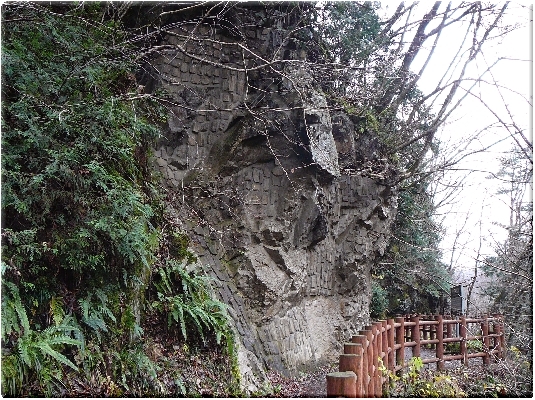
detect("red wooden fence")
[326,314,505,397]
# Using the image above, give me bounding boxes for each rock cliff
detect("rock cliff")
[143,4,398,391]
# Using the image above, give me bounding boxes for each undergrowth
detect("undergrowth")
[380,354,533,398]
[1,3,240,397]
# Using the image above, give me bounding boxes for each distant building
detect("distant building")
[450,284,467,315]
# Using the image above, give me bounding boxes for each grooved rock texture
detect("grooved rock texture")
[145,5,397,392]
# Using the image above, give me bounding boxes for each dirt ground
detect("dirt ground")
[263,347,493,398]
[265,363,338,398]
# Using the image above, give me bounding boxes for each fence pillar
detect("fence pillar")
[395,316,405,371]
[422,316,429,348]
[352,335,368,397]
[430,316,437,350]
[327,371,357,397]
[362,329,374,396]
[372,323,382,397]
[435,314,444,370]
[387,318,395,372]
[344,343,364,397]
[460,315,468,366]
[495,314,505,359]
[380,320,388,368]
[481,314,490,365]
[446,317,453,340]
[411,315,421,358]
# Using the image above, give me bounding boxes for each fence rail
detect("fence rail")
[326,314,505,398]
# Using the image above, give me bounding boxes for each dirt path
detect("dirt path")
[266,363,337,398]
[264,347,487,397]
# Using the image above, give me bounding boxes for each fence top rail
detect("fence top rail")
[365,315,503,337]
[465,317,495,324]
[396,314,501,320]
[419,320,439,326]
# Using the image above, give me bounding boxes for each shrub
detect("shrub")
[370,280,389,319]
[381,357,466,398]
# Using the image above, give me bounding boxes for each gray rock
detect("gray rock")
[147,7,397,394]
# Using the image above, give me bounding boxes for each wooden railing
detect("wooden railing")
[326,314,505,398]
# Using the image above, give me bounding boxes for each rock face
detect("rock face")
[145,4,397,391]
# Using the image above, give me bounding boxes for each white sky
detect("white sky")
[435,5,531,280]
[380,3,532,281]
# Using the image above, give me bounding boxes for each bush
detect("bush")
[370,280,389,319]
[457,348,533,398]
[381,357,466,398]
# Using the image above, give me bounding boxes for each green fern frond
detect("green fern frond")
[152,259,231,344]
[79,297,90,321]
[49,297,65,327]
[34,341,79,371]
[2,280,30,338]
[155,267,173,295]
[184,304,204,341]
[17,335,33,367]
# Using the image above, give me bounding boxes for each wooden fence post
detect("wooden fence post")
[422,316,429,348]
[366,328,375,397]
[340,353,359,374]
[395,316,405,370]
[387,318,395,372]
[405,315,411,341]
[380,320,387,369]
[411,315,421,358]
[362,329,374,396]
[373,322,382,397]
[491,314,499,356]
[352,335,368,397]
[327,371,357,397]
[460,315,468,366]
[435,314,444,370]
[446,316,453,341]
[495,314,505,359]
[481,314,490,365]
[430,316,437,350]
[344,343,364,397]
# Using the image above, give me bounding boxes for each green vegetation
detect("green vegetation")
[378,180,451,314]
[2,2,526,397]
[481,145,533,354]
[151,259,230,345]
[313,1,382,65]
[1,3,237,396]
[380,357,466,398]
[379,351,532,398]
[370,279,389,319]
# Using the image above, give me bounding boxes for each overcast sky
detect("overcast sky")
[434,4,531,280]
[380,3,532,281]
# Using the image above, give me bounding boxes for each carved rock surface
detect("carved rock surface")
[146,5,397,392]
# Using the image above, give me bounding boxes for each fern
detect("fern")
[2,313,83,396]
[1,271,30,341]
[106,342,163,396]
[49,296,65,327]
[1,267,85,395]
[78,289,117,341]
[151,260,230,344]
